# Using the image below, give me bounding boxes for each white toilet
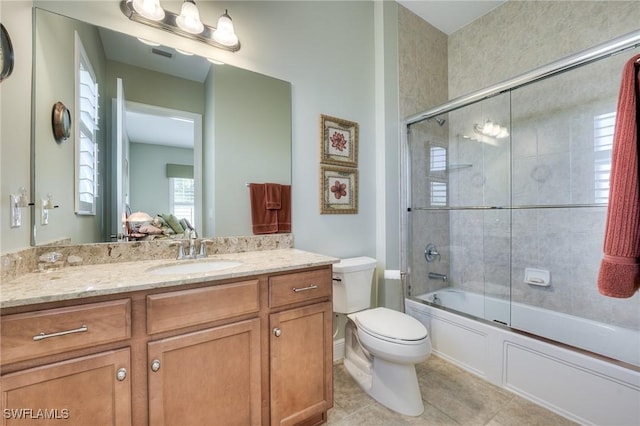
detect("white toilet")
[333,257,431,416]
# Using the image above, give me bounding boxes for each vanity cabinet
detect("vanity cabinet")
[1,348,131,425]
[145,280,262,426]
[268,269,334,426]
[1,264,333,426]
[147,319,261,425]
[0,300,132,425]
[270,302,333,426]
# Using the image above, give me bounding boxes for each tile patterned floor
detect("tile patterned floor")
[327,355,577,426]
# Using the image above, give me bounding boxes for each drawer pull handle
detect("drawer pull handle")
[273,328,282,337]
[33,325,88,341]
[292,284,318,293]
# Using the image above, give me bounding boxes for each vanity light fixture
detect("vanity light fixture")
[473,120,509,139]
[120,0,240,52]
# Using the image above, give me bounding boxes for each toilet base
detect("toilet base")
[343,320,426,417]
[370,357,424,416]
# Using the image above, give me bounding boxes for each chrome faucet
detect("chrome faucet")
[428,272,448,282]
[188,230,197,258]
[177,242,188,260]
[177,230,205,260]
[197,240,207,258]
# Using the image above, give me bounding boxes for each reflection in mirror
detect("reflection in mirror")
[32,8,292,246]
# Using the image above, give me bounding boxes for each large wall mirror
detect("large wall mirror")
[32,8,292,246]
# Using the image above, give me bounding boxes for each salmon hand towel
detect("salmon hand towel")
[249,184,278,234]
[265,183,282,210]
[249,183,292,234]
[597,54,640,298]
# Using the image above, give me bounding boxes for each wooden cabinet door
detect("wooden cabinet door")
[147,319,261,426]
[270,302,333,426]
[0,348,131,426]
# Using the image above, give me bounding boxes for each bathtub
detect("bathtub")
[406,290,640,426]
[417,288,640,366]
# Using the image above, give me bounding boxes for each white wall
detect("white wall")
[1,0,382,260]
[0,1,35,251]
[129,142,193,216]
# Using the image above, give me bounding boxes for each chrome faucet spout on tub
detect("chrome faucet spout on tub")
[428,272,448,282]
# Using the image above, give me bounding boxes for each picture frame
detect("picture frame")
[320,114,358,167]
[320,165,358,214]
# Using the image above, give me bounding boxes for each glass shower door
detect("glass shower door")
[408,92,512,324]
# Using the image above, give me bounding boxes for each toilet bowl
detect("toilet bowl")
[333,257,432,416]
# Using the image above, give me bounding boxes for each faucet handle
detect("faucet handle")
[177,242,187,260]
[197,241,208,258]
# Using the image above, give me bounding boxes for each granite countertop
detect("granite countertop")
[1,249,338,309]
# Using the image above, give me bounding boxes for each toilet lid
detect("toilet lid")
[352,307,428,341]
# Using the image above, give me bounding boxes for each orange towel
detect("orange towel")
[249,183,292,234]
[597,54,640,298]
[265,183,282,210]
[277,185,292,233]
[250,184,278,234]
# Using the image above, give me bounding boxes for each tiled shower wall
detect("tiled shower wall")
[446,1,640,330]
[397,5,449,297]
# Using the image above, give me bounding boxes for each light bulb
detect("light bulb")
[176,0,204,35]
[212,10,238,47]
[132,0,165,21]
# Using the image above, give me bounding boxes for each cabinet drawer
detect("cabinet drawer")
[269,268,332,308]
[1,299,131,365]
[147,280,260,334]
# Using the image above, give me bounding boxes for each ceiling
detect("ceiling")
[396,0,505,35]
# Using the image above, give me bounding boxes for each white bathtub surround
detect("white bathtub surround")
[406,296,640,426]
[417,288,640,366]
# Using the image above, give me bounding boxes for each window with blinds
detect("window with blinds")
[429,145,448,206]
[594,112,615,204]
[170,178,195,224]
[75,32,99,215]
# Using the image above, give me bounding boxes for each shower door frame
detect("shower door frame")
[400,29,640,300]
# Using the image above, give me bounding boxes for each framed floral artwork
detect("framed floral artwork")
[320,114,358,167]
[320,165,358,214]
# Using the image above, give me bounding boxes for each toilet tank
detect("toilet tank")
[333,257,377,314]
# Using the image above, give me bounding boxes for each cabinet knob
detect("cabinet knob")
[151,359,161,372]
[273,327,282,337]
[116,367,127,381]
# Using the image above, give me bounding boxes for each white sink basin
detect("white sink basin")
[148,260,242,275]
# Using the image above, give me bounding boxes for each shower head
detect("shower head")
[435,118,446,126]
